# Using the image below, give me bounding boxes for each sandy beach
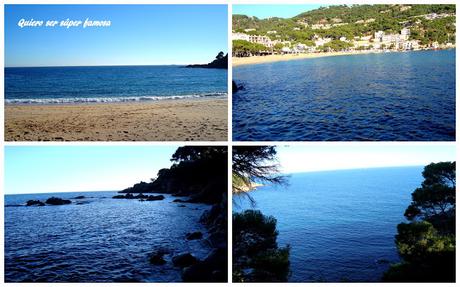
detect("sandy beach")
[232,50,384,66]
[5,98,228,141]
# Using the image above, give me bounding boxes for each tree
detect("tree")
[232,146,286,194]
[384,161,456,282]
[403,161,455,232]
[233,210,290,282]
[216,51,225,60]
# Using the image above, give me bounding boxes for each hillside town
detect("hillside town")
[232,7,456,57]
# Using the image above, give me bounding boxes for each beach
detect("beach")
[232,50,388,66]
[5,98,227,141]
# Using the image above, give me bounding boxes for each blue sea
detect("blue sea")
[233,50,455,141]
[5,66,227,104]
[234,166,423,282]
[4,191,212,282]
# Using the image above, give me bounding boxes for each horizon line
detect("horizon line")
[282,164,427,175]
[5,189,120,196]
[5,63,206,68]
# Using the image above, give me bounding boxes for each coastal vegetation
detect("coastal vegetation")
[384,161,455,282]
[232,146,290,282]
[233,4,455,55]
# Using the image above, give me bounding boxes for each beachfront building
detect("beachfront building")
[248,35,274,48]
[232,32,274,48]
[373,28,418,50]
[232,32,250,42]
[314,37,332,47]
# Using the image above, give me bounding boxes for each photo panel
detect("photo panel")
[231,144,456,282]
[232,4,456,141]
[5,4,229,141]
[4,145,228,282]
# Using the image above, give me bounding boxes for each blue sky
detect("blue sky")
[233,4,325,19]
[5,146,179,194]
[277,145,456,174]
[5,5,227,67]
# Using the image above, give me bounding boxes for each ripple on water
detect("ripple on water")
[233,50,455,141]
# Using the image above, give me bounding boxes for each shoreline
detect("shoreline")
[5,94,227,106]
[232,48,453,67]
[5,97,227,141]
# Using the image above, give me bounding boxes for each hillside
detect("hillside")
[233,4,456,48]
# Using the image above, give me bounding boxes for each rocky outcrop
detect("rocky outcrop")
[186,52,228,69]
[182,248,227,282]
[232,81,244,93]
[186,232,203,240]
[45,197,71,205]
[26,200,45,206]
[172,253,198,267]
[113,193,164,201]
[149,250,167,265]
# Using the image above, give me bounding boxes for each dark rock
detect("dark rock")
[72,196,85,199]
[172,253,198,267]
[172,199,188,203]
[186,52,228,69]
[186,231,203,240]
[145,195,165,201]
[149,251,167,265]
[182,248,227,282]
[232,81,244,93]
[45,197,71,205]
[26,200,45,206]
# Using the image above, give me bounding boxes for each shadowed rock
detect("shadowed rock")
[172,253,198,267]
[26,200,45,206]
[186,231,203,240]
[45,197,71,205]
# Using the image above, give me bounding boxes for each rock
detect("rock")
[45,197,71,205]
[181,248,227,282]
[149,251,167,265]
[112,194,126,199]
[72,196,85,199]
[186,231,203,240]
[232,81,244,93]
[26,200,45,206]
[172,253,198,267]
[172,199,187,203]
[145,195,165,201]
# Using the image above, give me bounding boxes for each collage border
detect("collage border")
[1,0,459,286]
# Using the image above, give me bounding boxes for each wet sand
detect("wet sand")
[5,98,228,141]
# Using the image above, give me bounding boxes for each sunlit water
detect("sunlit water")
[5,66,227,104]
[234,167,423,282]
[233,50,455,141]
[5,191,211,282]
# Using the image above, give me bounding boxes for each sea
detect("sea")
[5,66,227,104]
[233,49,455,141]
[234,166,423,282]
[4,191,212,282]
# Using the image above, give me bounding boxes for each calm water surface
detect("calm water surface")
[234,167,423,282]
[233,50,455,141]
[5,191,211,282]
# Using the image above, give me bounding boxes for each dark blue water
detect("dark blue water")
[233,50,455,141]
[5,191,212,282]
[234,166,423,282]
[5,66,227,104]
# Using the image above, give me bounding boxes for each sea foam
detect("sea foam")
[5,92,227,104]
